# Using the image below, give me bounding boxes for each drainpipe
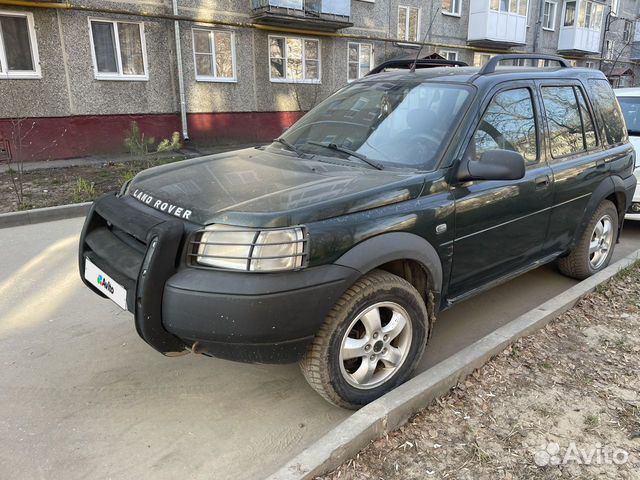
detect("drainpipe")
[172,0,189,141]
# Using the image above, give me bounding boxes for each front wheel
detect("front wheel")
[300,270,429,409]
[558,200,619,280]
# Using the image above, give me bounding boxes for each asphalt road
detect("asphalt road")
[1,217,639,480]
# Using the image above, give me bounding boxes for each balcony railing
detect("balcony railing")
[251,0,352,31]
[467,0,528,47]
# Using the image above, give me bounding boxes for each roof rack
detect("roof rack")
[478,54,571,75]
[366,58,468,76]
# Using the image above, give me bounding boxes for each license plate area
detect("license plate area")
[84,257,128,310]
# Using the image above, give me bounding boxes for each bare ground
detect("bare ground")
[0,155,184,213]
[320,263,640,480]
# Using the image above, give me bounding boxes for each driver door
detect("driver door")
[448,83,554,300]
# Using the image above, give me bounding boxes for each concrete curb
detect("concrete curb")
[0,202,91,229]
[268,248,640,480]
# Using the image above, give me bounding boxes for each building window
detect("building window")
[398,6,420,43]
[564,1,576,26]
[611,0,619,16]
[89,19,147,80]
[605,39,615,59]
[473,52,494,66]
[440,50,458,61]
[585,61,595,68]
[442,0,461,16]
[269,35,320,83]
[192,29,236,82]
[623,20,632,43]
[543,1,557,30]
[490,0,528,16]
[576,1,604,30]
[0,11,40,79]
[348,42,373,82]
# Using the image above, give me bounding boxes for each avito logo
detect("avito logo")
[97,274,115,294]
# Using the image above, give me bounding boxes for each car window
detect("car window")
[575,87,598,149]
[615,95,640,136]
[588,79,627,145]
[473,88,538,163]
[280,81,472,170]
[541,86,585,158]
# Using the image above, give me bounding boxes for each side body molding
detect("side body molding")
[334,232,444,294]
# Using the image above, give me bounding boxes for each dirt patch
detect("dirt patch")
[0,155,184,213]
[320,264,640,480]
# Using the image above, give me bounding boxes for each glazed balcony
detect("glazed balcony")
[251,0,353,32]
[557,0,604,54]
[467,0,528,48]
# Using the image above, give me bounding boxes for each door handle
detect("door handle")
[535,175,550,188]
[595,159,606,168]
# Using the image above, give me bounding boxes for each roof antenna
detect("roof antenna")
[410,6,440,73]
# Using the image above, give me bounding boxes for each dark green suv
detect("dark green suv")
[79,55,637,409]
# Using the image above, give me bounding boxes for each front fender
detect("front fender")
[334,232,443,295]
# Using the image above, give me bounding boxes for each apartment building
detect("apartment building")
[0,0,638,162]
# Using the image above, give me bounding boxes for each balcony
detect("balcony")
[467,0,528,48]
[630,22,640,60]
[251,0,353,32]
[557,0,604,54]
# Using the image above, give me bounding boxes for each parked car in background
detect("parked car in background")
[614,88,640,219]
[79,55,637,409]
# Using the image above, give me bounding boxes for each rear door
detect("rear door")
[448,83,554,299]
[538,80,615,254]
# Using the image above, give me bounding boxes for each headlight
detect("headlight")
[193,225,306,272]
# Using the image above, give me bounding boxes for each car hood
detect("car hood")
[126,148,426,227]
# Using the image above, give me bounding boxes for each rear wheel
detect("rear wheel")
[300,269,429,409]
[558,200,618,280]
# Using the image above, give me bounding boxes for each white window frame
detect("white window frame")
[542,1,557,31]
[442,0,462,17]
[611,0,619,16]
[439,50,459,61]
[268,35,321,84]
[88,18,148,81]
[585,61,595,68]
[473,52,495,67]
[623,20,632,43]
[0,10,41,79]
[397,5,421,43]
[192,28,237,83]
[347,42,374,82]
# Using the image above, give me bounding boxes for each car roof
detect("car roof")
[358,65,607,87]
[614,87,640,97]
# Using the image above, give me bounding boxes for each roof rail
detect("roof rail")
[366,58,468,76]
[478,54,571,75]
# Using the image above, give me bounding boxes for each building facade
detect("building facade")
[0,0,638,162]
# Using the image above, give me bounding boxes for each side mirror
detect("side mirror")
[457,149,526,182]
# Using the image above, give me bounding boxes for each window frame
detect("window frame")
[542,1,557,31]
[347,42,374,82]
[623,20,632,43]
[442,0,462,17]
[192,27,237,83]
[538,82,599,161]
[268,34,321,84]
[397,5,421,43]
[88,18,148,81]
[470,84,541,165]
[440,50,459,61]
[0,10,41,80]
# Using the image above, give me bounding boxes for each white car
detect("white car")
[615,88,640,220]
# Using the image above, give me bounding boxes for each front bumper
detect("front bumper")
[79,194,359,363]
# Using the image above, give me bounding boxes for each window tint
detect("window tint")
[575,87,597,149]
[541,86,584,157]
[588,79,627,145]
[473,88,538,163]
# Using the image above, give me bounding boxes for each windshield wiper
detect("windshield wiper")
[306,141,384,170]
[274,137,303,157]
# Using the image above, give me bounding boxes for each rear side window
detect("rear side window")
[588,79,627,146]
[541,86,585,158]
[473,88,538,163]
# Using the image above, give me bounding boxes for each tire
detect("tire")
[558,200,619,280]
[300,269,429,409]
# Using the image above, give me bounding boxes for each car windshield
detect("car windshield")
[617,96,640,135]
[279,80,472,170]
